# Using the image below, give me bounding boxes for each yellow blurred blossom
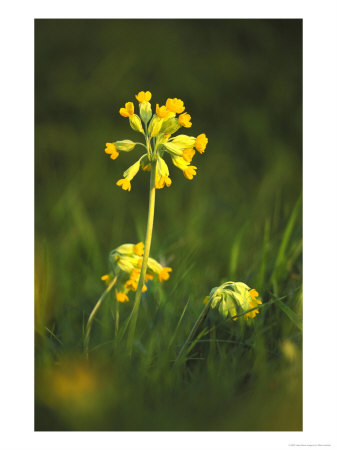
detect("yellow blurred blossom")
[116,292,129,303]
[101,274,112,285]
[133,242,144,256]
[158,267,172,282]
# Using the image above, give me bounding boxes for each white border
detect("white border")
[1,1,337,449]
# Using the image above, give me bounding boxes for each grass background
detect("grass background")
[35,19,302,431]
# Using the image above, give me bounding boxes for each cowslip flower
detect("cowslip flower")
[182,148,195,163]
[156,104,171,119]
[116,178,131,191]
[119,102,135,117]
[105,143,119,160]
[195,133,208,154]
[178,113,192,128]
[105,91,208,191]
[135,91,152,103]
[183,165,197,180]
[166,98,185,114]
[208,281,263,322]
[116,292,129,303]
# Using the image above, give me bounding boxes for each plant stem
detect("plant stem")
[84,276,117,358]
[127,162,157,355]
[174,297,212,365]
[115,288,119,337]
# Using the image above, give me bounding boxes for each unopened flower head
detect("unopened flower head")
[208,281,262,322]
[104,91,208,191]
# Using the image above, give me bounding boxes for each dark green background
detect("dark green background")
[35,19,302,431]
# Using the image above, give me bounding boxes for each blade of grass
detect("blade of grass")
[275,300,302,331]
[168,297,191,349]
[272,196,301,284]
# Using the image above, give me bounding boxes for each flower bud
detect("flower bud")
[160,117,181,135]
[129,114,144,134]
[171,134,196,148]
[162,141,184,156]
[115,140,137,152]
[139,102,152,125]
[123,159,141,181]
[148,116,163,138]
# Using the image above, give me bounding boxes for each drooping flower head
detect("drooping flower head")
[101,242,172,301]
[105,91,208,191]
[208,281,262,322]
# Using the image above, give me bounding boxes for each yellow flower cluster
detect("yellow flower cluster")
[104,91,208,191]
[101,242,172,303]
[208,281,263,323]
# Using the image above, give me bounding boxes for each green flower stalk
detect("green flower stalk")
[104,91,208,354]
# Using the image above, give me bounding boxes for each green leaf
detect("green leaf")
[276,300,302,331]
[272,196,301,279]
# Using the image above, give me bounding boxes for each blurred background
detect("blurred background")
[35,19,302,431]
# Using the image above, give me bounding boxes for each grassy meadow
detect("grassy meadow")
[35,19,302,431]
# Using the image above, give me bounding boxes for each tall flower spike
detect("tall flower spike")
[102,92,207,354]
